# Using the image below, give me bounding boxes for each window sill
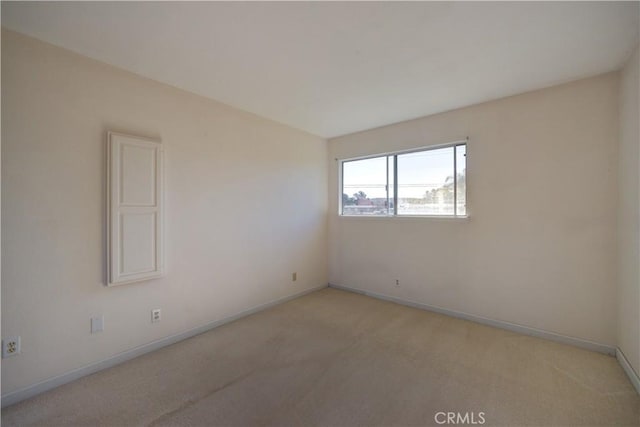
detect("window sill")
[338,214,469,220]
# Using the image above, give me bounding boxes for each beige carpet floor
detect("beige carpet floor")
[2,288,639,426]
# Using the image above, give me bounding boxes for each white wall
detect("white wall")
[618,45,640,375]
[329,73,619,346]
[1,30,328,395]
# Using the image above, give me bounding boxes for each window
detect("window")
[340,142,466,217]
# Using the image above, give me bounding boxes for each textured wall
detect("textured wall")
[1,30,328,394]
[329,73,619,346]
[618,45,640,375]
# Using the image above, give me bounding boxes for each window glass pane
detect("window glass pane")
[397,147,454,215]
[342,156,389,215]
[388,156,395,215]
[456,145,466,216]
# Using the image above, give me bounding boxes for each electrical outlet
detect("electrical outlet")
[151,309,161,323]
[292,272,297,282]
[2,336,21,358]
[91,316,104,334]
[395,279,400,286]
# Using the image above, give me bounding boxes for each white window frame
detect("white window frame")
[339,139,468,218]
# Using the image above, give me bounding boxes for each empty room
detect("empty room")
[1,1,639,426]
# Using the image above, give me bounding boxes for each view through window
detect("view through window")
[341,143,466,216]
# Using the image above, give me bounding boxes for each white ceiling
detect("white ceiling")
[2,2,639,138]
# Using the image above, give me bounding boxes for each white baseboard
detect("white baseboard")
[5,284,629,407]
[616,348,640,395]
[329,283,616,356]
[1,284,328,408]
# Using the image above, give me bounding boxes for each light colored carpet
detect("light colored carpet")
[2,288,639,426]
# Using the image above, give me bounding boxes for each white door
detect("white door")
[108,132,164,286]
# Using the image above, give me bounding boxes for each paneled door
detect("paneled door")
[107,132,164,286]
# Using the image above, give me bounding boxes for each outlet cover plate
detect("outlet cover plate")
[2,336,21,358]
